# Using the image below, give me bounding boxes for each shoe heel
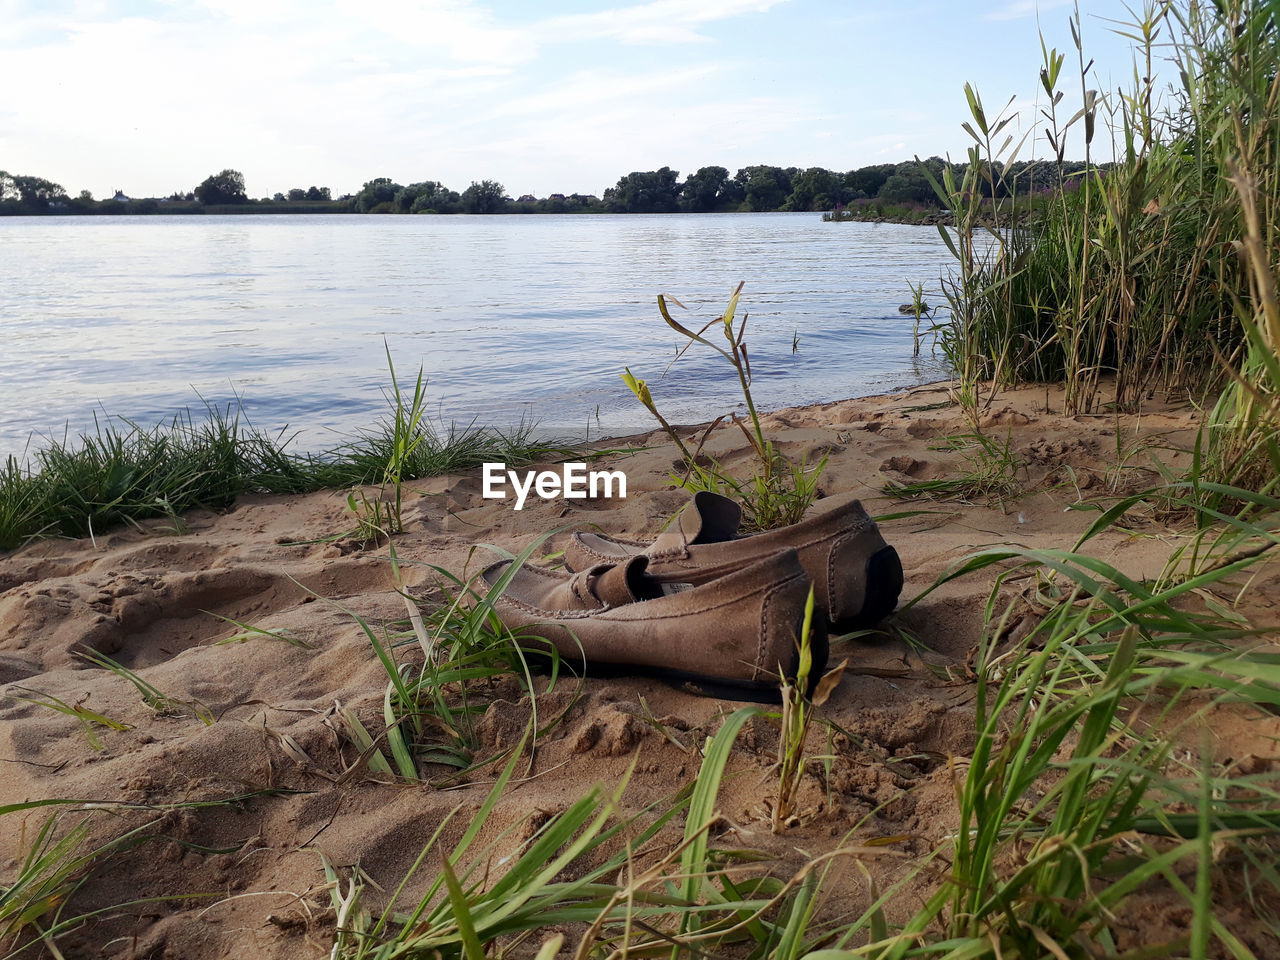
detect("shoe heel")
[832,544,903,634]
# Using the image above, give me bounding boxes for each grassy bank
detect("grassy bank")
[0,388,575,551]
[822,194,1049,226]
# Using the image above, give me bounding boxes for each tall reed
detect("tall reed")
[930,0,1277,459]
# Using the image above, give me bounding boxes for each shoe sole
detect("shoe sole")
[831,545,903,635]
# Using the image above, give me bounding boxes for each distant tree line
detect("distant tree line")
[343,159,1095,216]
[1,159,1097,217]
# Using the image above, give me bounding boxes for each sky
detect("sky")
[0,0,1173,201]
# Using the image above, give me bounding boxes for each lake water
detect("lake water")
[0,213,956,462]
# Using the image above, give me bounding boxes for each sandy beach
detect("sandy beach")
[3,380,1278,959]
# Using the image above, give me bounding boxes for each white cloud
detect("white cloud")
[334,0,531,65]
[0,0,814,197]
[488,63,719,119]
[193,0,310,25]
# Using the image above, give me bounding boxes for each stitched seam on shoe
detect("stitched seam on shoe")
[739,517,873,555]
[757,581,789,683]
[828,532,853,621]
[574,543,619,565]
[580,534,650,552]
[613,570,806,620]
[498,596,608,617]
[570,535,649,566]
[503,563,575,585]
[741,501,872,546]
[646,545,689,561]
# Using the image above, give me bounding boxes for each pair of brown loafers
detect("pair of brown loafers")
[479,492,903,701]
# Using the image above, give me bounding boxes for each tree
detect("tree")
[844,164,896,199]
[194,168,247,205]
[681,165,734,212]
[394,181,441,213]
[605,167,681,213]
[411,185,461,214]
[877,159,944,206]
[786,167,843,211]
[305,185,331,201]
[354,177,402,213]
[460,179,508,214]
[0,172,67,206]
[287,188,307,201]
[736,165,793,211]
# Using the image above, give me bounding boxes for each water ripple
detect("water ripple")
[0,213,955,458]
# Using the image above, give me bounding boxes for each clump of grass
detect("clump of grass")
[882,429,1023,506]
[623,282,826,530]
[1,815,96,954]
[344,349,422,541]
[1,812,161,956]
[1,799,269,958]
[0,455,53,546]
[330,537,583,780]
[1206,154,1280,489]
[803,577,1262,952]
[860,472,1280,958]
[324,705,847,959]
[0,372,578,551]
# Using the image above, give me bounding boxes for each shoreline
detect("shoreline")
[1,205,956,224]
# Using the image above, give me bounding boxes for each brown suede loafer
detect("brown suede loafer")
[479,547,825,701]
[563,491,902,633]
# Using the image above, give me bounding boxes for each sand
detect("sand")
[2,381,1278,959]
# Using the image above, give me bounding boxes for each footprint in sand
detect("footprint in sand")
[0,555,394,671]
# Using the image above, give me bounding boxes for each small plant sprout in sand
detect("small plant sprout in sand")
[773,587,845,833]
[4,687,131,750]
[620,368,696,465]
[903,280,931,357]
[623,282,827,531]
[346,343,430,543]
[76,648,213,725]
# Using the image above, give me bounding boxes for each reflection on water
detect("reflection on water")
[0,213,955,459]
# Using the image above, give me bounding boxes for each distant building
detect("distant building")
[111,190,130,202]
[517,194,537,203]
